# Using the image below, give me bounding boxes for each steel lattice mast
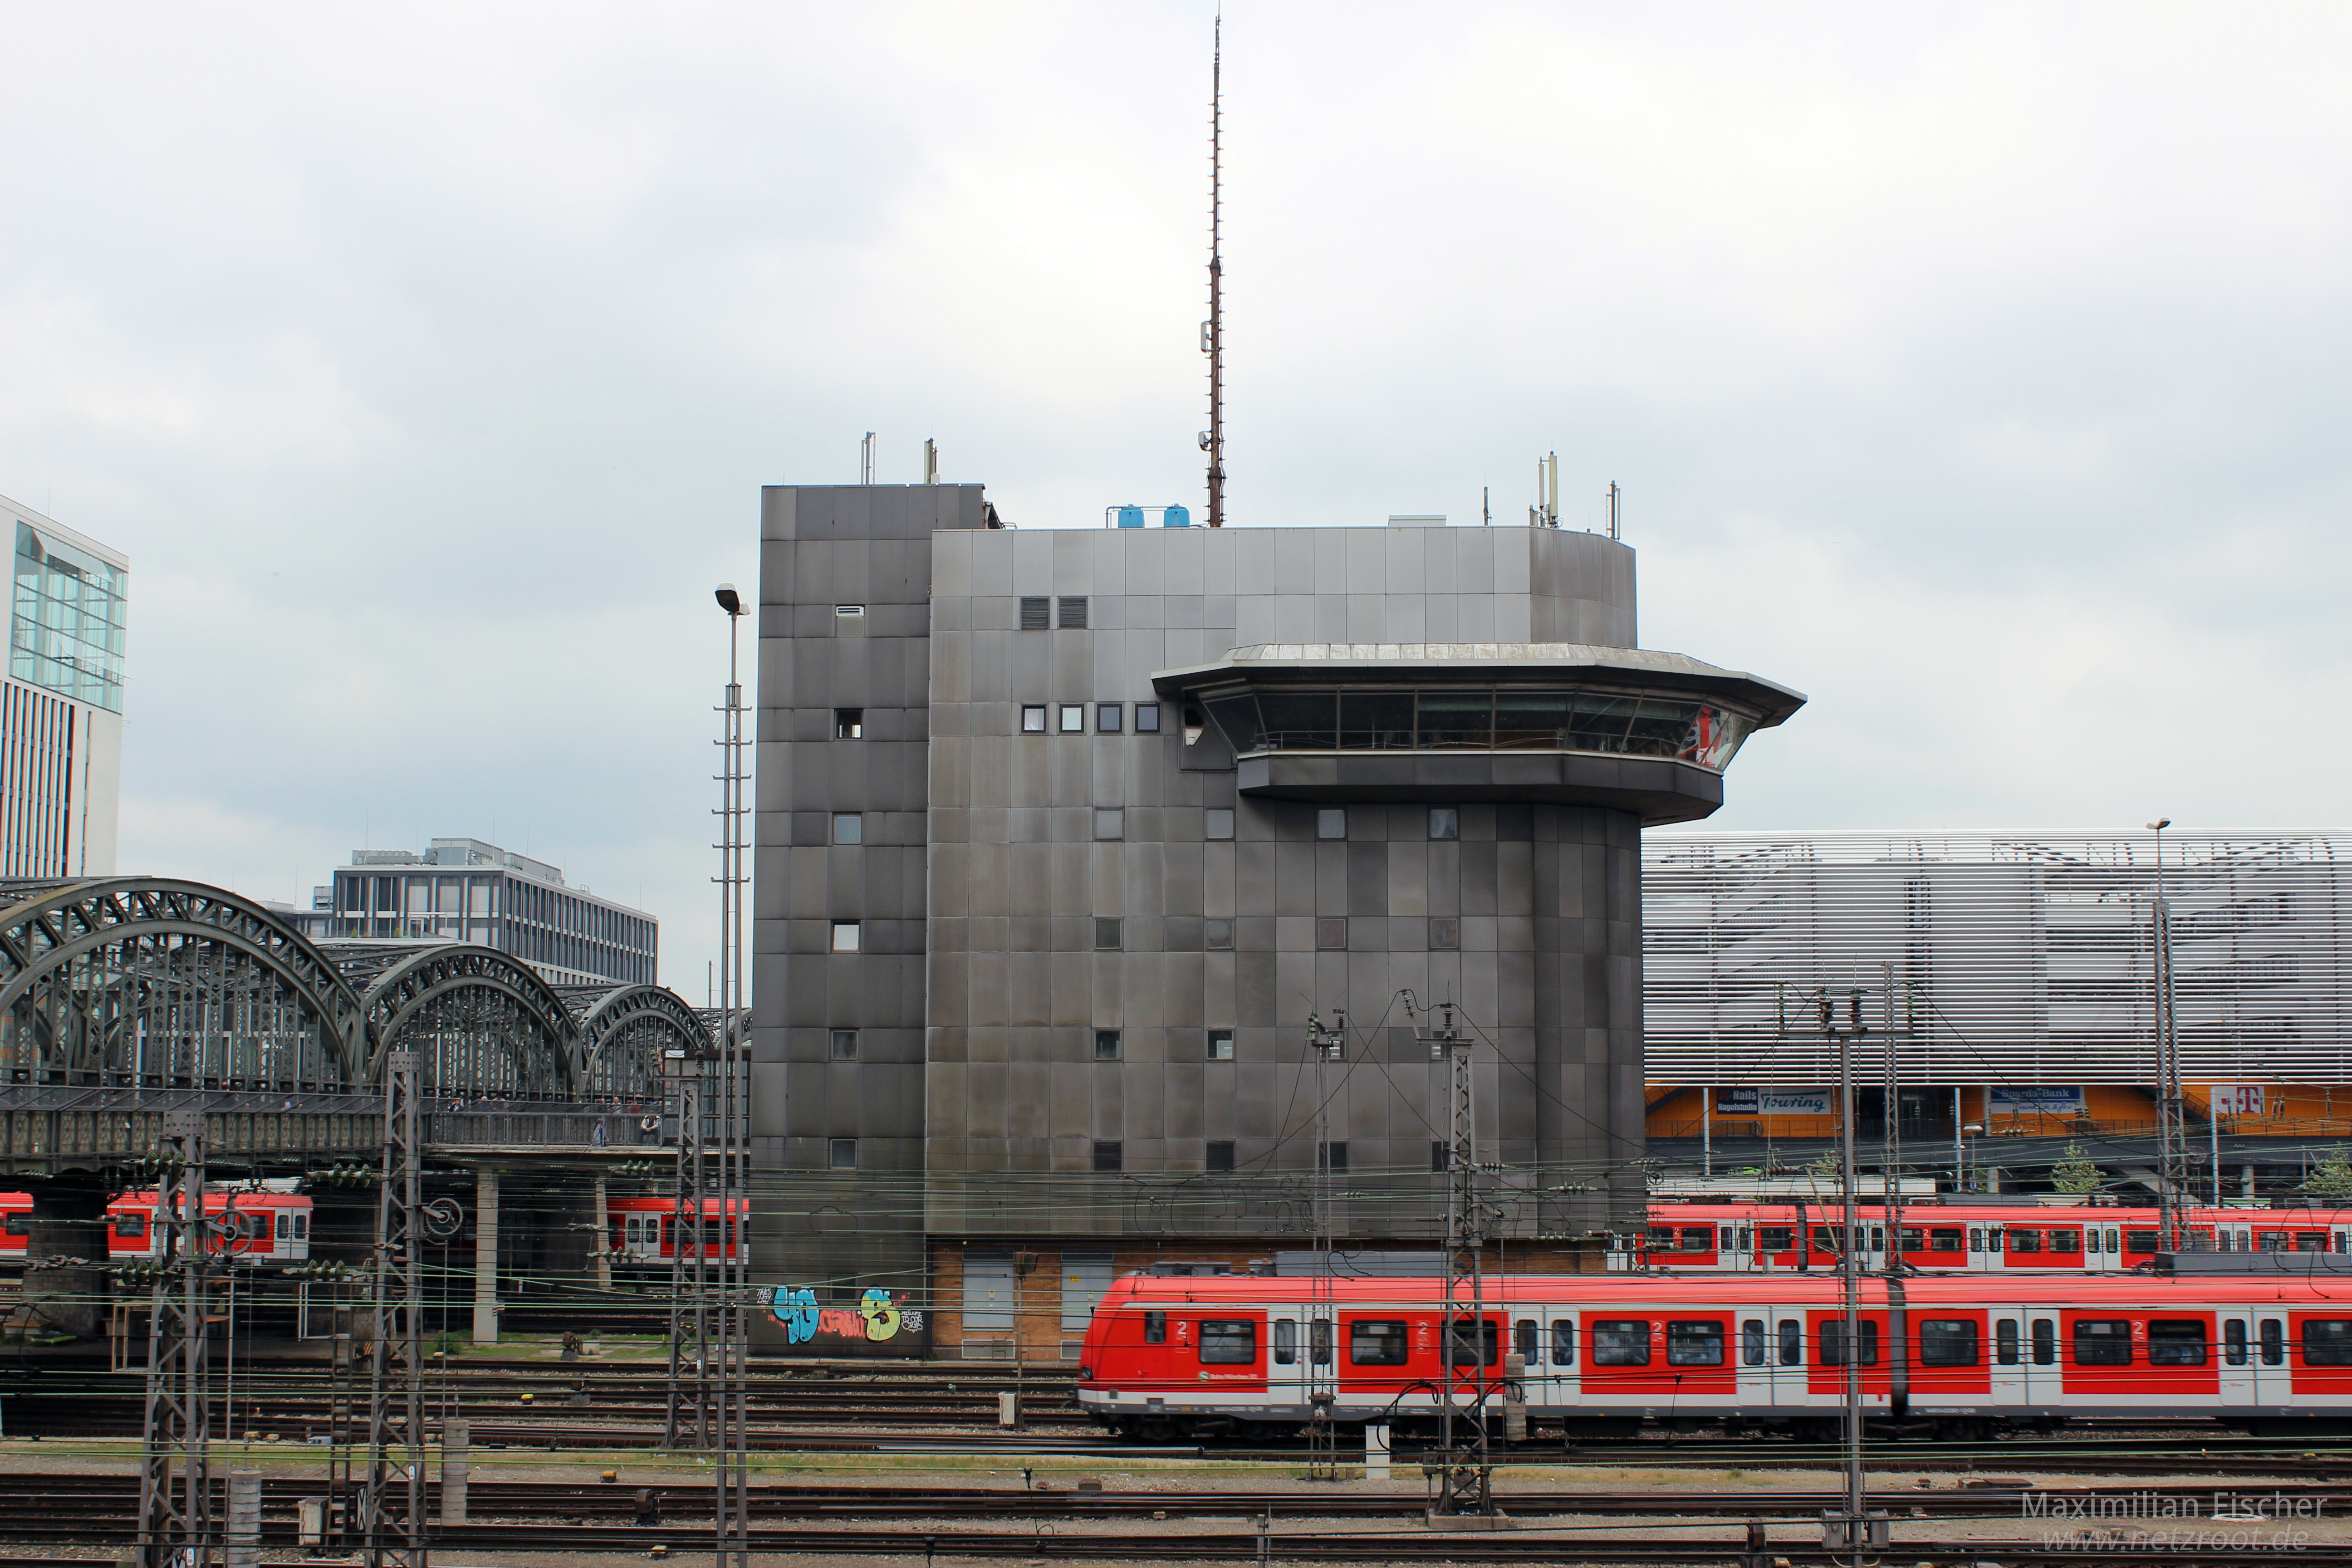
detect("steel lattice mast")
[361,1049,428,1568]
[715,585,752,1566]
[1203,7,1225,527]
[138,1110,213,1568]
[1420,1000,1490,1519]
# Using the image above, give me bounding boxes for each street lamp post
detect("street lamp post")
[713,583,750,1568]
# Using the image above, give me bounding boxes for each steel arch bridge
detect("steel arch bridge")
[0,877,707,1172]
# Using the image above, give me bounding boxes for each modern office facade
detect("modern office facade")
[297,838,658,987]
[750,484,1800,1354]
[3,496,125,879]
[1641,829,2352,1155]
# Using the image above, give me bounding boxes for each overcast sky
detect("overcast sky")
[6,2,2348,987]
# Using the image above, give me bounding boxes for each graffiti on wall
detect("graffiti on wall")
[769,1285,926,1349]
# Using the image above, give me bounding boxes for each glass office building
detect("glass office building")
[3,498,126,878]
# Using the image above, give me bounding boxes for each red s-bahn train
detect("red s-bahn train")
[0,1189,313,1264]
[1076,1268,2352,1444]
[1634,1200,2352,1273]
[603,1194,746,1265]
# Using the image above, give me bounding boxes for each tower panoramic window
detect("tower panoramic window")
[1094,918,1122,951]
[1429,807,1460,840]
[1092,1140,1123,1173]
[1058,705,1085,733]
[1094,1030,1122,1060]
[1020,705,1047,733]
[834,708,863,739]
[830,921,861,952]
[830,1029,859,1060]
[828,1138,857,1170]
[1135,702,1161,733]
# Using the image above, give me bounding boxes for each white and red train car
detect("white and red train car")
[1632,1201,2352,1273]
[604,1194,747,1265]
[0,1189,312,1264]
[1077,1268,2352,1443]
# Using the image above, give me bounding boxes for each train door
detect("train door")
[1539,1308,1579,1409]
[2254,1311,2291,1408]
[1988,1309,2027,1410]
[1735,1311,1773,1405]
[2218,1309,2254,1408]
[624,1213,659,1259]
[1769,1306,1809,1407]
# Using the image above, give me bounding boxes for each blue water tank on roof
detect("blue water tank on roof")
[1115,505,1146,528]
[1162,505,1191,527]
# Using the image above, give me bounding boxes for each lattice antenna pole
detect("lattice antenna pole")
[715,585,752,1566]
[1423,1002,1490,1518]
[1203,5,1226,526]
[363,1048,428,1568]
[139,1108,213,1568]
[1304,1010,1346,1483]
[664,1073,712,1450]
[2148,822,2186,1247]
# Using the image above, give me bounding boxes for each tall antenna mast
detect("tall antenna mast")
[1204,7,1226,527]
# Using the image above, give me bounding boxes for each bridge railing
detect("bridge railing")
[426,1107,662,1147]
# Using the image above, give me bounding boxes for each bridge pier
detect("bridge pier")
[473,1168,500,1344]
[23,1172,114,1340]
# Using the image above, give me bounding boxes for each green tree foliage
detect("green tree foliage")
[2051,1143,2104,1196]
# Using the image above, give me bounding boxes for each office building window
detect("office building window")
[1206,1141,1236,1172]
[1092,1140,1123,1173]
[1432,1141,1450,1173]
[1135,702,1161,733]
[828,1138,857,1170]
[1429,807,1460,840]
[834,708,863,740]
[830,921,861,952]
[1205,918,1234,951]
[1316,808,1347,839]
[1094,1030,1122,1060]
[1019,596,1050,630]
[1430,917,1460,951]
[1058,704,1085,733]
[1021,704,1047,733]
[1317,918,1348,950]
[1319,1142,1348,1175]
[1094,917,1122,951]
[1207,1030,1235,1061]
[834,604,866,635]
[830,1029,859,1060]
[1097,703,1122,732]
[832,813,863,844]
[1058,595,1088,629]
[1204,808,1234,840]
[1094,808,1124,840]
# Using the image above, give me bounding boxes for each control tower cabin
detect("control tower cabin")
[749,486,1800,1355]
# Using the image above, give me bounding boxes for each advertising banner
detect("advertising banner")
[1714,1088,1834,1116]
[1989,1086,2085,1114]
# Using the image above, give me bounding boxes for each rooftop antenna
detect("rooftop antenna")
[860,431,876,485]
[1203,6,1226,527]
[923,438,939,485]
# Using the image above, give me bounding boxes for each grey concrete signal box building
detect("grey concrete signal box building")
[751,484,1799,1356]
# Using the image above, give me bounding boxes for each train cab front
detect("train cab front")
[1074,1274,1195,1441]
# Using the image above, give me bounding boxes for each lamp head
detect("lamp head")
[715,583,743,617]
[2147,818,2171,831]
[1962,1123,1984,1135]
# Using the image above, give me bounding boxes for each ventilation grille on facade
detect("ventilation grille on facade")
[1019,597,1050,630]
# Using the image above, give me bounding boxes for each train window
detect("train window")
[115,1215,146,1239]
[2147,1320,2208,1366]
[2260,1231,2290,1252]
[1144,1311,1166,1345]
[294,1213,308,1240]
[1777,1320,1802,1367]
[1820,1320,1878,1366]
[1549,1320,1576,1367]
[2125,1230,2161,1253]
[1898,1228,1924,1252]
[1811,1225,1842,1253]
[1666,1320,1725,1367]
[0,1215,24,1237]
[1592,1320,1651,1366]
[2007,1229,2042,1254]
[277,1213,291,1240]
[2104,1228,2121,1253]
[1742,1320,1766,1367]
[2261,1319,2285,1366]
[1930,1228,1963,1254]
[2031,1319,2057,1365]
[1350,1320,1409,1367]
[2048,1230,2081,1254]
[1199,1320,1258,1364]
[2224,1320,2249,1365]
[1311,1320,1333,1365]
[1736,1227,1752,1251]
[1446,1318,1500,1367]
[1645,1225,1673,1249]
[1920,1319,1980,1367]
[1273,1319,1298,1366]
[1513,1320,1538,1361]
[1995,1321,2020,1365]
[2073,1319,2132,1366]
[1681,1226,1713,1251]
[2297,1232,2329,1253]
[2303,1320,2352,1366]
[1968,1228,1985,1253]
[1757,1226,1794,1252]
[1868,1226,1885,1252]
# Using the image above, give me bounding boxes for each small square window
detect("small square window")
[1058,704,1085,733]
[1429,807,1460,840]
[1020,705,1048,734]
[1205,1140,1236,1172]
[1135,703,1162,733]
[830,921,861,952]
[1204,918,1234,951]
[1058,595,1088,629]
[1097,703,1122,733]
[1092,1139,1123,1173]
[1317,917,1348,951]
[1319,1142,1348,1175]
[1094,808,1124,840]
[1094,1030,1122,1060]
[1429,917,1460,951]
[1316,808,1347,840]
[1433,1141,1450,1173]
[834,708,864,740]
[832,813,863,845]
[1094,917,1122,951]
[828,1137,857,1170]
[1206,1030,1235,1061]
[1019,596,1050,630]
[829,1029,859,1060]
[834,605,867,636]
[1204,808,1235,840]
